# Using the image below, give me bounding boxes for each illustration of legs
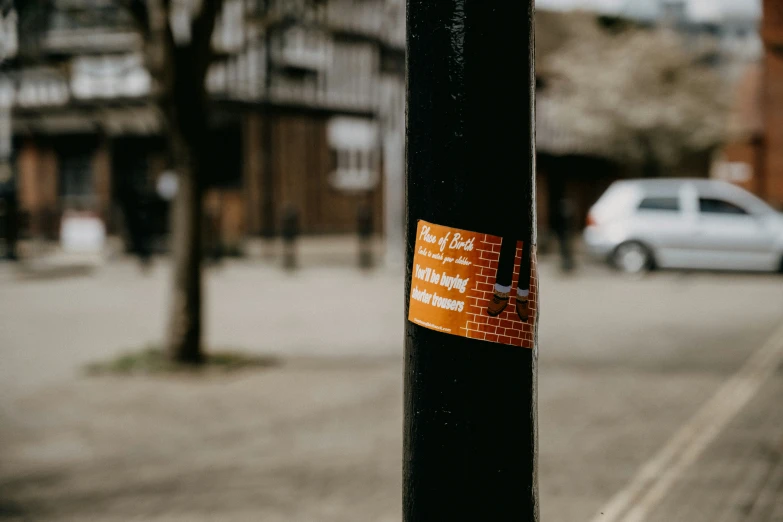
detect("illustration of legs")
[515,240,532,322]
[486,238,533,322]
[486,237,517,317]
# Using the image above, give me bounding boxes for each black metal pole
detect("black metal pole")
[404,1,538,521]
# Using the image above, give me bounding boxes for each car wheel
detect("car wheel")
[613,241,653,274]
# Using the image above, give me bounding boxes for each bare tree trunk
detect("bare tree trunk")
[163,46,213,363]
[166,139,204,363]
[130,0,223,363]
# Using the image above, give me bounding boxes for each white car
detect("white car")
[584,179,783,274]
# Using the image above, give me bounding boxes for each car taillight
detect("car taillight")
[586,213,598,227]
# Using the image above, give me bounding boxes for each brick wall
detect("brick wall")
[763,49,783,208]
[763,0,783,49]
[462,235,537,349]
[763,0,783,209]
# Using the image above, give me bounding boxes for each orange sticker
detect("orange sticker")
[408,220,537,348]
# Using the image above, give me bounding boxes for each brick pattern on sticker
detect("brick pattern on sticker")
[461,235,537,349]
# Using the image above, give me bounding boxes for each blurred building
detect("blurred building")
[657,1,762,85]
[535,9,730,232]
[533,1,763,237]
[716,0,783,209]
[2,0,405,251]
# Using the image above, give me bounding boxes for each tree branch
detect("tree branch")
[121,0,151,37]
[191,0,224,78]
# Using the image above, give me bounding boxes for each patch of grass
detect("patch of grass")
[85,346,279,376]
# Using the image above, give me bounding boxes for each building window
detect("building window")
[327,117,379,192]
[330,147,378,191]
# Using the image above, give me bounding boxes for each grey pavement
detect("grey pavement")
[1,254,782,520]
[646,374,783,522]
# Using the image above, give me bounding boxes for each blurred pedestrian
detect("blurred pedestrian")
[204,202,223,264]
[0,176,17,261]
[357,202,374,269]
[554,198,575,273]
[116,176,154,269]
[548,173,575,273]
[281,204,299,270]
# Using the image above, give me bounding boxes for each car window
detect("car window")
[698,198,748,215]
[637,197,680,212]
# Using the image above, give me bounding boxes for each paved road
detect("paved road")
[0,257,782,520]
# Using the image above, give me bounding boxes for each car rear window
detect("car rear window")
[699,198,748,215]
[638,197,680,212]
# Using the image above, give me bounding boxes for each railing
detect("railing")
[15,68,70,108]
[42,28,140,54]
[324,0,385,37]
[271,26,331,70]
[70,54,151,100]
[208,35,379,112]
